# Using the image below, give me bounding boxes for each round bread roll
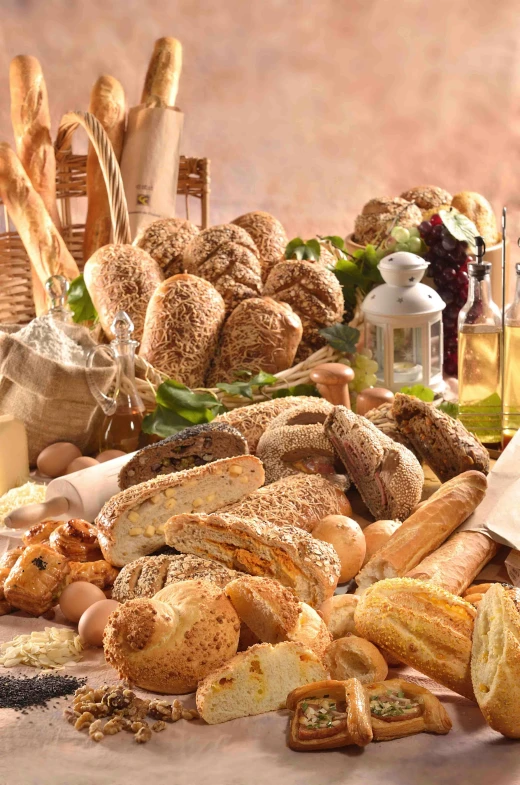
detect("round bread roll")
[139,274,226,386]
[183,224,263,314]
[400,185,452,213]
[362,519,401,566]
[354,197,422,246]
[232,211,287,282]
[451,192,499,246]
[135,217,199,278]
[286,601,332,659]
[320,593,359,640]
[264,260,344,361]
[84,244,163,341]
[313,515,365,583]
[103,579,240,693]
[324,635,388,684]
[206,297,302,386]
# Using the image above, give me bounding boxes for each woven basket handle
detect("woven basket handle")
[55,110,131,245]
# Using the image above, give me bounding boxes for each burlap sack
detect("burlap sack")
[0,323,115,465]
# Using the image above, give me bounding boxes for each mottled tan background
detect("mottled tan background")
[0,0,519,241]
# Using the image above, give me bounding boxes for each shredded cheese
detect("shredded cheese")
[0,482,46,528]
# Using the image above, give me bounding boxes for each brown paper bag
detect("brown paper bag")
[119,105,184,239]
[0,323,115,464]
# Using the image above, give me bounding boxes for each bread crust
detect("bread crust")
[4,544,70,616]
[354,198,422,246]
[141,37,183,107]
[324,636,388,684]
[232,211,288,282]
[135,217,199,277]
[213,396,308,453]
[451,192,499,246]
[400,186,452,212]
[365,677,452,740]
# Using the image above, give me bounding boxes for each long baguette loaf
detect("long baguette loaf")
[0,143,79,288]
[406,531,499,595]
[141,37,183,107]
[84,75,126,261]
[355,470,488,592]
[96,455,264,567]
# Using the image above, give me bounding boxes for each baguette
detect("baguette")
[96,455,265,567]
[10,55,61,314]
[355,470,488,592]
[0,143,79,296]
[141,37,183,107]
[164,512,341,607]
[84,75,126,261]
[406,531,499,595]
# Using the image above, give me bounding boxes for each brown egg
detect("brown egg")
[95,450,126,463]
[37,442,82,478]
[79,599,120,647]
[313,515,366,583]
[65,456,99,475]
[362,519,401,565]
[59,581,106,623]
[356,388,394,417]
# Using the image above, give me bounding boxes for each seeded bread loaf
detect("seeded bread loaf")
[119,422,248,489]
[400,185,452,215]
[451,191,499,246]
[134,217,199,277]
[183,224,263,314]
[353,197,423,246]
[212,396,307,453]
[96,455,265,567]
[164,512,341,607]
[138,274,226,385]
[232,211,288,282]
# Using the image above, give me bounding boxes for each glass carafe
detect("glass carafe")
[503,263,520,447]
[87,311,145,453]
[45,275,73,323]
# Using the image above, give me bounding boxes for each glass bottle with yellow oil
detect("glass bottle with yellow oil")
[503,263,520,447]
[458,238,502,447]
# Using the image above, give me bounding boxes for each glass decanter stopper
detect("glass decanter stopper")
[45,275,73,323]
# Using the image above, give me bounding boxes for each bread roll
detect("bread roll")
[141,37,182,107]
[84,75,126,261]
[183,224,262,314]
[400,186,452,214]
[104,578,240,693]
[354,197,422,246]
[206,297,302,385]
[406,531,499,595]
[313,516,365,583]
[355,470,488,591]
[320,594,359,639]
[84,244,163,341]
[213,396,309,453]
[139,274,225,385]
[264,260,344,360]
[355,577,476,700]
[324,636,388,684]
[362,520,401,566]
[287,602,332,658]
[232,211,287,282]
[134,217,199,277]
[451,191,499,246]
[471,584,520,737]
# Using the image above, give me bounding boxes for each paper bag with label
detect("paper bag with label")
[119,105,184,239]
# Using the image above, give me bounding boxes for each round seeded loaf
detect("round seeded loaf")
[353,198,423,246]
[212,396,310,453]
[232,211,287,282]
[134,217,199,277]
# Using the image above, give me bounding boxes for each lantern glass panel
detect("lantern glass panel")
[430,319,442,377]
[392,326,423,385]
[366,321,385,382]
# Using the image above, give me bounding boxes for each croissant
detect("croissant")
[67,560,119,589]
[4,544,70,616]
[365,678,452,741]
[49,519,102,561]
[22,520,61,547]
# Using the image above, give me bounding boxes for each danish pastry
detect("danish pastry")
[3,544,70,616]
[49,519,102,561]
[67,560,119,590]
[365,678,452,740]
[22,520,61,547]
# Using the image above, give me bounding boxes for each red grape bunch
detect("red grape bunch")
[418,214,470,376]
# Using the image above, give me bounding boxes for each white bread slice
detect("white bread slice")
[196,641,328,724]
[96,456,264,566]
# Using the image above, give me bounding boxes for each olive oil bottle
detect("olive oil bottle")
[503,263,520,447]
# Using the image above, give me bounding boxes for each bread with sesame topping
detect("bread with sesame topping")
[232,211,288,282]
[212,396,308,453]
[103,578,241,693]
[164,512,341,607]
[134,216,199,277]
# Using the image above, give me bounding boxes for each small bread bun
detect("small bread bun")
[286,602,332,658]
[313,516,366,582]
[324,635,388,684]
[400,185,452,213]
[320,594,359,640]
[354,198,422,246]
[362,520,401,566]
[451,192,499,246]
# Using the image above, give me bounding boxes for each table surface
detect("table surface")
[1,612,519,785]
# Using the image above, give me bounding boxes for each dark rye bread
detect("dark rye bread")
[392,393,490,483]
[119,423,248,489]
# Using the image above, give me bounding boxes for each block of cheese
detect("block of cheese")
[0,415,29,496]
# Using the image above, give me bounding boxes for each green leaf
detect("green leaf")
[320,235,345,251]
[285,237,306,259]
[271,383,320,399]
[319,323,360,354]
[400,384,436,402]
[68,274,97,324]
[333,259,364,286]
[156,380,224,422]
[438,400,459,419]
[304,239,321,261]
[285,237,322,262]
[439,209,478,251]
[216,369,278,400]
[142,405,197,438]
[364,244,380,268]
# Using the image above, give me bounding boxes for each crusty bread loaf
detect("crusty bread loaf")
[324,635,388,684]
[96,455,265,567]
[141,37,183,107]
[183,224,263,314]
[221,473,352,533]
[84,244,163,341]
[355,470,488,592]
[362,520,401,566]
[354,197,422,246]
[104,578,240,693]
[212,396,307,453]
[84,75,126,261]
[263,260,344,361]
[206,297,302,385]
[406,531,499,595]
[313,516,365,583]
[355,577,476,700]
[471,584,520,737]
[400,185,452,213]
[138,273,225,385]
[232,211,287,282]
[451,191,499,246]
[164,512,341,607]
[196,641,328,723]
[119,422,248,489]
[320,594,359,640]
[134,217,199,277]
[112,553,240,602]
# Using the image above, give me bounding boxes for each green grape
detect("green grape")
[365,360,378,374]
[359,348,373,359]
[354,354,369,370]
[408,236,422,253]
[391,227,410,243]
[365,373,377,387]
[408,226,420,239]
[395,242,410,252]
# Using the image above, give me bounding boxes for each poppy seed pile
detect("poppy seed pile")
[0,673,86,711]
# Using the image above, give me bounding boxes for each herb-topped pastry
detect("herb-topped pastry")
[365,678,452,741]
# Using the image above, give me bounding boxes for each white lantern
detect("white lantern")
[361,252,446,393]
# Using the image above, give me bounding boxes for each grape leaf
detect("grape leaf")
[319,323,360,354]
[438,400,459,419]
[320,235,346,252]
[439,209,478,251]
[285,237,321,262]
[142,405,199,437]
[333,259,364,286]
[155,380,225,424]
[271,384,320,399]
[285,237,305,259]
[68,274,97,324]
[400,384,436,402]
[216,370,278,400]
